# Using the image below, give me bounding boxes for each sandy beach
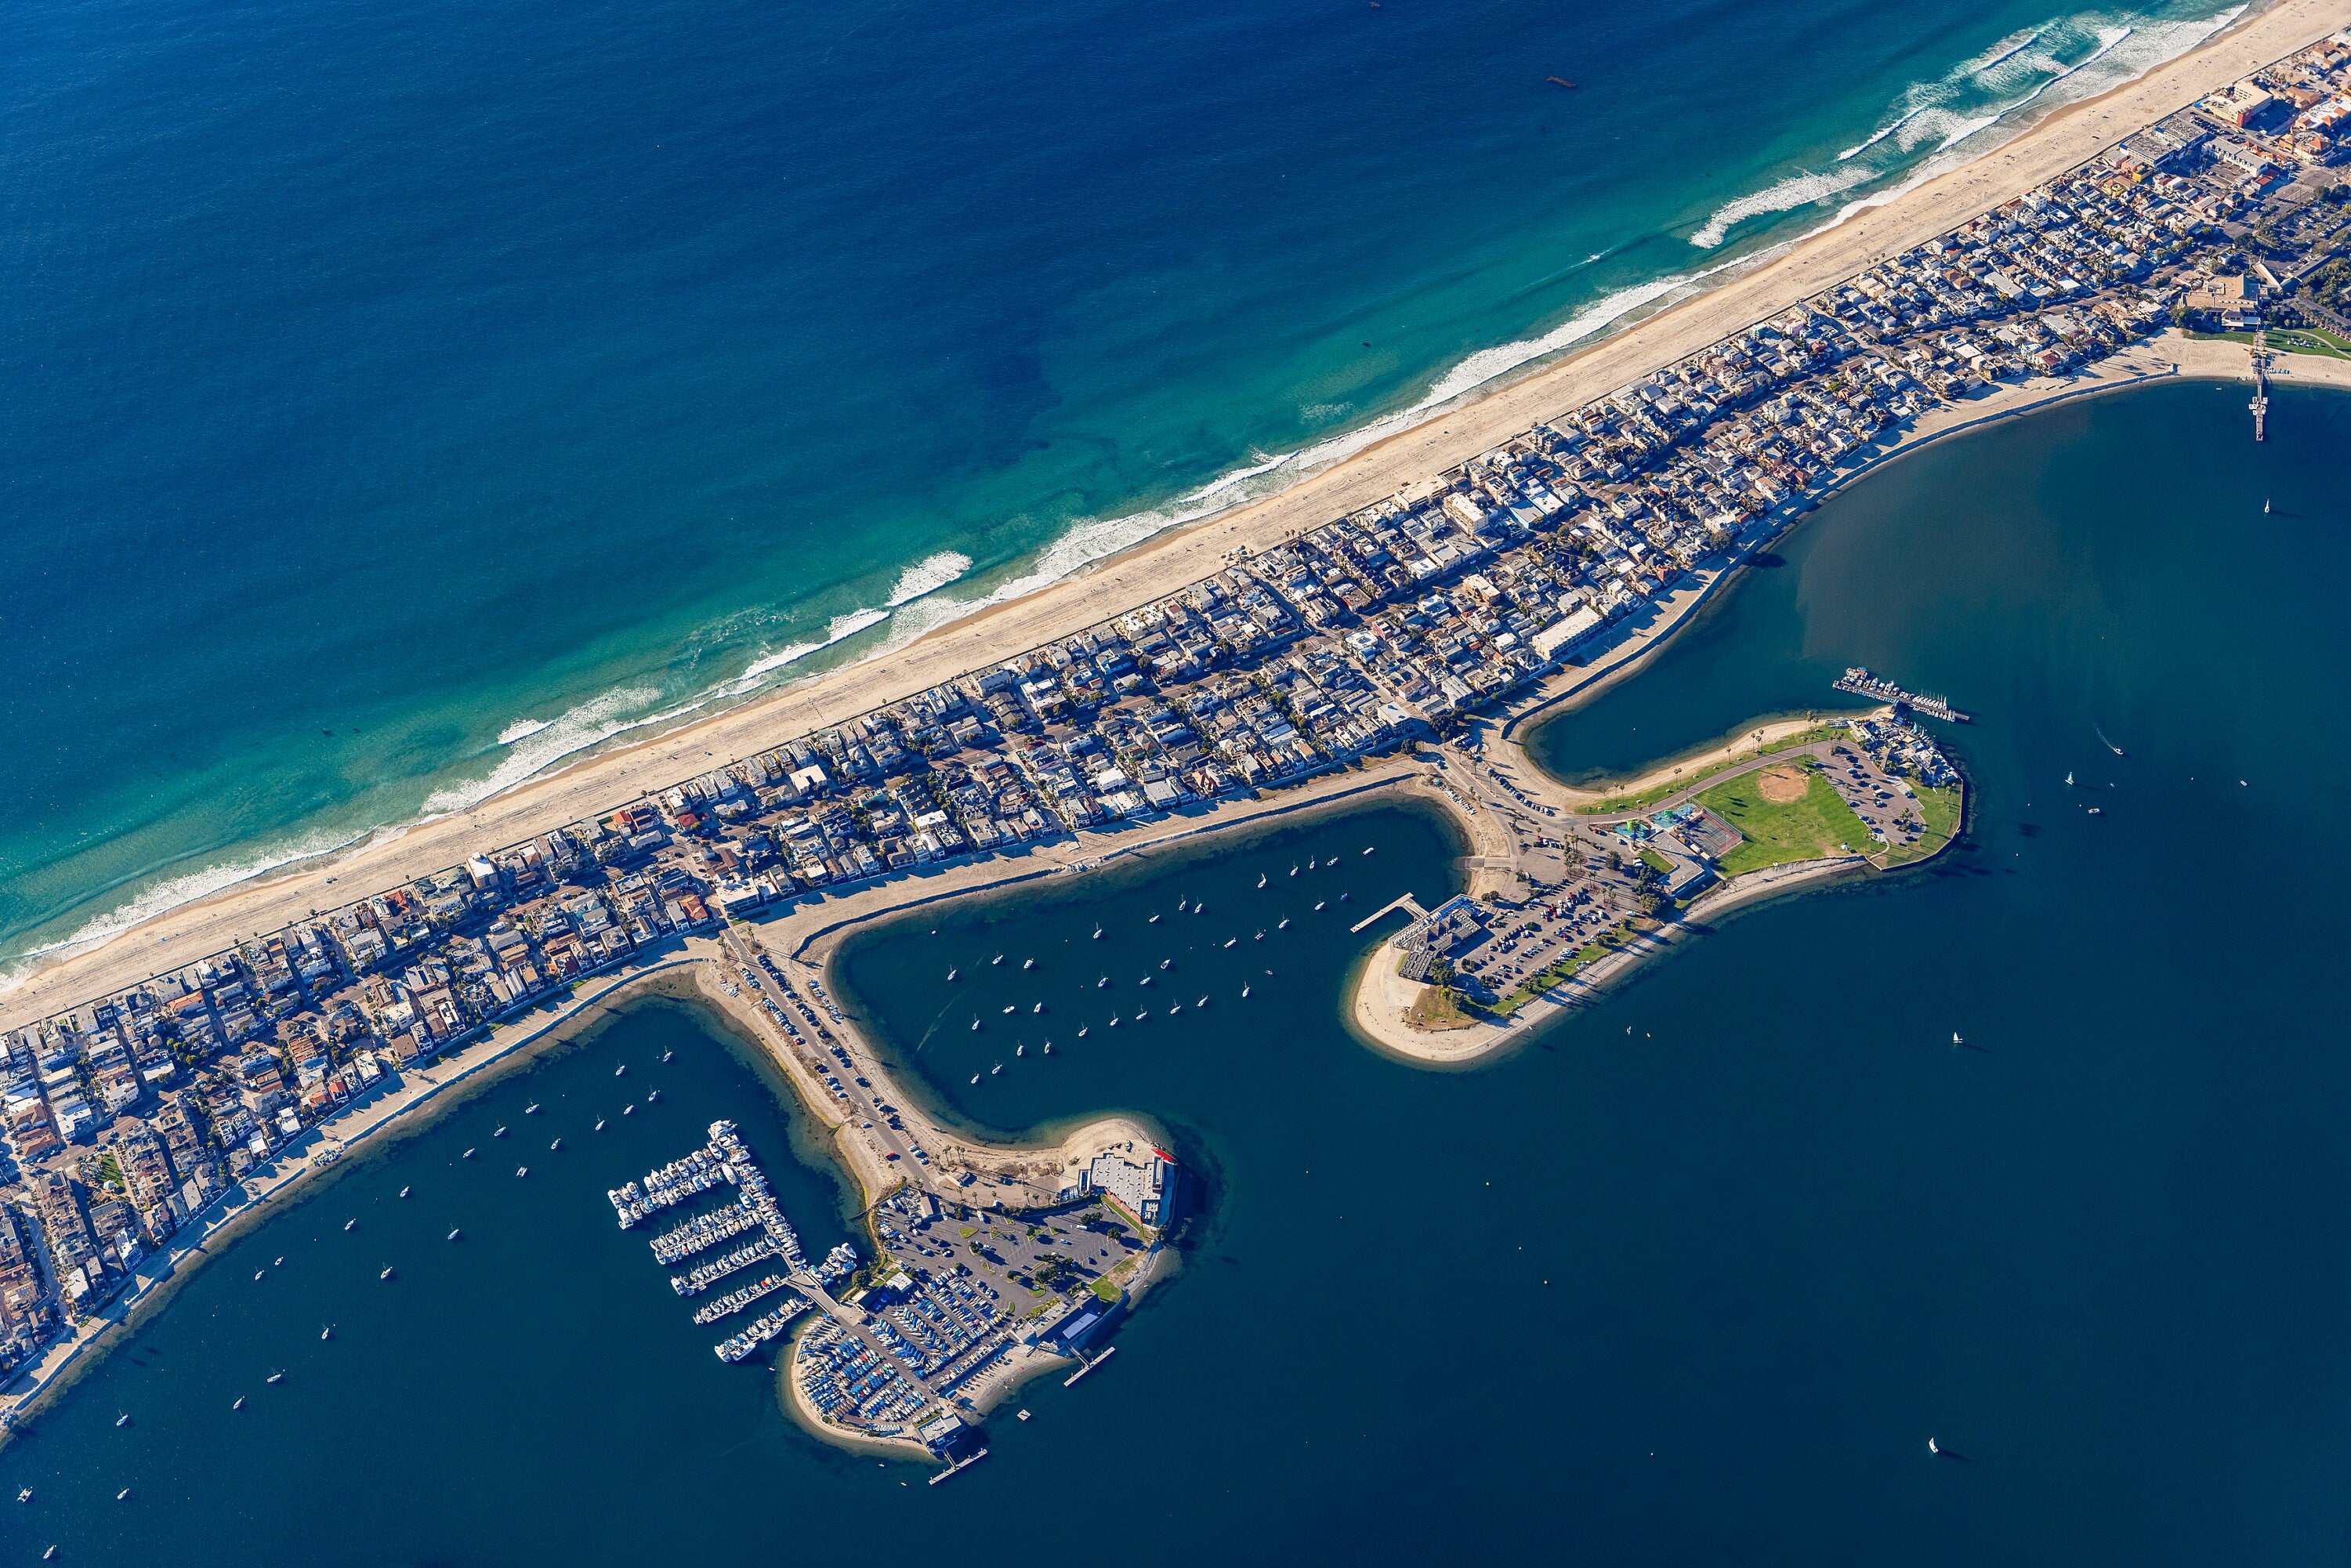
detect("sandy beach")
[5,0,2346,1039]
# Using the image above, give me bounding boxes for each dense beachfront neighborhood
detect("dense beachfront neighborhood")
[5,30,2351,1415]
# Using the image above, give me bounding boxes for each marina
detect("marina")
[1831,666,1972,723]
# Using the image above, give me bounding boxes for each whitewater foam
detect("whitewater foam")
[423,686,667,816]
[1,824,371,985]
[886,551,973,607]
[1699,5,2241,252]
[497,717,552,745]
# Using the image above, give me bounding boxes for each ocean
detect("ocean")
[0,0,2248,975]
[6,380,2349,1562]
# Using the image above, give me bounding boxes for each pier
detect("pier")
[1350,893,1429,935]
[1832,667,1971,723]
[2251,332,2269,441]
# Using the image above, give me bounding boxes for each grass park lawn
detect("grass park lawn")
[2184,326,2351,361]
[1875,780,1964,867]
[1404,985,1480,1031]
[1574,722,1855,815]
[1697,761,1873,876]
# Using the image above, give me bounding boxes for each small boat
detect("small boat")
[275,1258,284,1266]
[45,1547,58,1561]
[447,1228,462,1241]
[1108,1016,1120,1028]
[1091,928,1102,940]
[1168,1003,1183,1015]
[344,1218,357,1231]
[1314,901,1325,911]
[2264,497,2271,514]
[645,1090,661,1104]
[1255,931,1265,941]
[117,1488,131,1501]
[1176,899,1187,911]
[320,1325,332,1342]
[516,1166,528,1178]
[1288,867,1297,877]
[1362,846,1375,856]
[1197,997,1208,1007]
[1022,958,1035,970]
[255,1269,266,1281]
[2064,770,2074,786]
[399,1186,410,1197]
[1031,1003,1043,1013]
[622,1104,634,1115]
[991,1064,1002,1076]
[594,1120,605,1132]
[380,1267,394,1280]
[462,1148,476,1159]
[1149,914,1161,925]
[1223,938,1236,948]
[1159,958,1172,970]
[1340,892,1351,901]
[233,1396,245,1410]
[550,1138,563,1150]
[970,1074,981,1085]
[1016,1044,1024,1056]
[1139,976,1151,987]
[1194,904,1207,915]
[17,1487,31,1502]
[947,968,959,981]
[1277,918,1290,929]
[1307,857,1317,869]
[1257,874,1267,888]
[661,1050,674,1063]
[991,954,1004,966]
[115,1413,131,1428]
[1077,1027,1089,1037]
[266,1371,284,1384]
[971,1019,982,1031]
[494,1126,507,1139]
[1002,1005,1016,1015]
[1097,976,1109,988]
[614,1064,627,1077]
[2086,806,2102,816]
[524,1103,540,1115]
[1241,985,1252,998]
[1043,1041,1053,1055]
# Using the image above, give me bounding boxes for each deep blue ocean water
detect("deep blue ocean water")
[0,0,2241,965]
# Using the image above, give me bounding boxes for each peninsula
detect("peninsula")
[6,5,2351,1469]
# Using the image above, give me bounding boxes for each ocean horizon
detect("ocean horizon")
[0,0,2244,976]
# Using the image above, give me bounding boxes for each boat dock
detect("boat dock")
[715,1298,812,1362]
[1349,893,1429,934]
[613,1119,853,1365]
[692,1272,794,1325]
[672,1236,783,1296]
[927,1448,990,1486]
[1832,666,1971,723]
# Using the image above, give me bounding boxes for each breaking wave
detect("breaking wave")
[422,686,668,815]
[1699,5,2242,252]
[886,551,973,607]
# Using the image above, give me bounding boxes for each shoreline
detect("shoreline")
[0,954,704,1442]
[9,0,2347,1027]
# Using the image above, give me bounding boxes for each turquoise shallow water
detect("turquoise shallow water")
[0,0,2244,967]
[6,383,2350,1561]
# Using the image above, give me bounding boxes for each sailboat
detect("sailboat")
[1043,1041,1053,1055]
[2064,771,2074,786]
[399,1186,411,1197]
[1023,958,1035,970]
[1257,874,1267,888]
[2264,497,2271,514]
[344,1219,357,1231]
[1077,1026,1089,1037]
[947,968,958,981]
[1241,985,1252,998]
[233,1396,245,1410]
